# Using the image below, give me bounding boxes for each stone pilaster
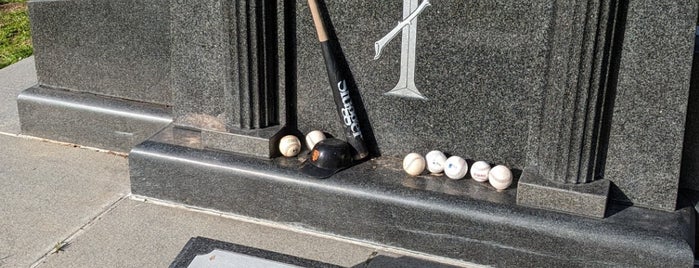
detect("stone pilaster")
[518,0,627,218]
[171,0,290,158]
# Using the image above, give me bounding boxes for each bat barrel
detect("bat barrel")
[320,40,369,160]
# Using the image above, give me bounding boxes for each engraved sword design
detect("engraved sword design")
[374,0,431,100]
[374,0,430,60]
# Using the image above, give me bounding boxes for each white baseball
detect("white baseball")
[444,156,468,180]
[470,161,491,182]
[488,165,513,191]
[425,150,447,174]
[403,153,426,176]
[279,135,301,157]
[305,130,326,150]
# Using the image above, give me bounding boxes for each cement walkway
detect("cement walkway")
[0,58,471,267]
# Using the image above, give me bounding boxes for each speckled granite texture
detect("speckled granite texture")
[517,168,610,218]
[170,0,289,129]
[17,86,172,152]
[201,126,284,158]
[28,0,171,105]
[605,0,698,211]
[295,0,638,217]
[129,127,695,267]
[21,0,173,152]
[295,1,551,169]
[170,0,288,157]
[170,0,231,127]
[16,0,690,263]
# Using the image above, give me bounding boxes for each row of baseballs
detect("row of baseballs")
[402,151,514,191]
[278,130,328,157]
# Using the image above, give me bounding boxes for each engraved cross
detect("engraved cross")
[374,0,431,100]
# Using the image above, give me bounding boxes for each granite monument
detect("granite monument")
[18,0,699,266]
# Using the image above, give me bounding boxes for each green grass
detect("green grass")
[0,0,32,69]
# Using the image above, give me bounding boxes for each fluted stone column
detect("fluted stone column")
[171,0,291,158]
[517,0,626,218]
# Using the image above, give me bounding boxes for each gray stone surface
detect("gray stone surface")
[0,56,37,90]
[295,0,648,218]
[171,0,286,130]
[295,1,552,169]
[28,0,171,105]
[170,0,231,127]
[129,129,695,267]
[171,0,287,158]
[515,0,624,215]
[605,0,698,211]
[0,134,130,267]
[201,126,284,158]
[517,168,610,218]
[365,255,463,268]
[15,1,699,266]
[526,0,622,185]
[0,57,37,134]
[17,85,172,152]
[292,1,624,198]
[38,199,378,268]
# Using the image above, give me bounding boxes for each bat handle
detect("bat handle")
[308,0,329,42]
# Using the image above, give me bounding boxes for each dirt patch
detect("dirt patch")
[0,3,25,13]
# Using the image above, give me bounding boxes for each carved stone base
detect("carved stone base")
[517,168,610,218]
[129,127,694,266]
[201,126,285,158]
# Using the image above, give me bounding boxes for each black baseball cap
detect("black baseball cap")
[300,138,353,179]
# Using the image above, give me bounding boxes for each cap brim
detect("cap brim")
[299,160,339,179]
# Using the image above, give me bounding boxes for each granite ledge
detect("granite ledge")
[517,169,610,218]
[17,85,172,152]
[201,126,285,158]
[129,127,694,267]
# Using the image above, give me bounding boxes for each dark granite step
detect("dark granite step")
[130,126,695,267]
[17,85,172,152]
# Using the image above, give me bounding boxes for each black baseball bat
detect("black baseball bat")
[308,0,369,160]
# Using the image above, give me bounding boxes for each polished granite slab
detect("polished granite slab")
[131,126,695,267]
